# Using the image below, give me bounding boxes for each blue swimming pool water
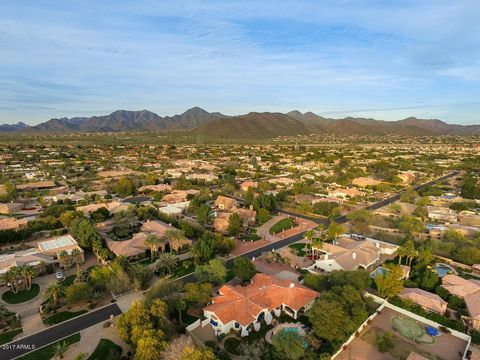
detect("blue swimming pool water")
[370,267,389,278]
[435,264,454,277]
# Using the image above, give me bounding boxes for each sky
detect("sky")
[1,0,479,125]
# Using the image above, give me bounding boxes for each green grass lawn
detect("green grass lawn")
[288,243,307,257]
[2,284,40,304]
[239,233,261,241]
[173,263,195,278]
[17,333,80,360]
[0,328,22,345]
[224,337,242,355]
[43,310,88,325]
[87,338,123,360]
[269,218,295,234]
[62,275,76,287]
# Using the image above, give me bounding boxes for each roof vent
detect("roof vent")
[290,283,295,288]
[352,252,357,260]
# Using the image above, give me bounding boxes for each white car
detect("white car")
[55,271,64,280]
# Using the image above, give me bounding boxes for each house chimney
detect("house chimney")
[290,283,295,288]
[352,252,357,260]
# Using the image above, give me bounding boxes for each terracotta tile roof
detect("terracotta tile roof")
[441,274,480,298]
[400,288,447,314]
[464,291,480,319]
[106,232,148,257]
[204,273,319,327]
[406,352,429,360]
[214,195,238,211]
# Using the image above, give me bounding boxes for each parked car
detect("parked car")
[55,271,64,280]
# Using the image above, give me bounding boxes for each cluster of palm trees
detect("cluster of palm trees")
[58,248,83,277]
[3,264,38,294]
[397,240,419,266]
[144,230,191,262]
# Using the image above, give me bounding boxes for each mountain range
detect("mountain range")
[1,107,479,138]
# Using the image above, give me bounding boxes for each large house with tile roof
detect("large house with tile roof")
[399,288,447,315]
[203,273,319,336]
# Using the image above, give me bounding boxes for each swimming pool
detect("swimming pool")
[434,263,456,277]
[370,266,389,278]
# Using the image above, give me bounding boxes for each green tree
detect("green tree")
[156,252,178,275]
[375,264,404,298]
[65,282,93,304]
[144,234,161,261]
[184,283,212,306]
[272,329,305,360]
[196,204,214,225]
[326,221,345,240]
[233,256,256,282]
[227,213,243,235]
[376,331,394,353]
[113,177,136,197]
[195,259,226,284]
[256,208,271,225]
[134,330,167,360]
[398,215,424,235]
[52,341,69,359]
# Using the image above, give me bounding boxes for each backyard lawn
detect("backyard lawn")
[269,218,295,235]
[62,275,76,287]
[43,310,88,325]
[17,333,81,360]
[288,243,307,256]
[173,262,195,278]
[87,338,123,360]
[2,284,40,304]
[0,328,22,345]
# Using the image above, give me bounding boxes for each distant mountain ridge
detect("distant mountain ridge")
[1,107,479,137]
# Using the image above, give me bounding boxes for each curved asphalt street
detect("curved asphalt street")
[1,303,122,360]
[1,171,458,359]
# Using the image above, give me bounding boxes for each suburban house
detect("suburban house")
[161,189,200,203]
[441,274,480,298]
[158,201,190,218]
[0,203,23,215]
[464,291,480,331]
[427,206,458,223]
[240,181,258,192]
[0,248,55,281]
[106,232,148,258]
[399,288,448,315]
[352,177,384,188]
[308,236,397,272]
[203,273,320,336]
[16,180,56,192]
[268,177,296,188]
[0,217,28,231]
[138,184,172,193]
[37,235,85,269]
[77,201,129,215]
[214,195,238,211]
[328,188,362,199]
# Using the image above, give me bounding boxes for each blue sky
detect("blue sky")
[1,0,479,125]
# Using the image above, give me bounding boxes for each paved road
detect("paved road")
[1,303,122,360]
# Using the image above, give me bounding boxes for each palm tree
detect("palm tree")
[51,340,69,359]
[175,299,186,324]
[144,234,161,261]
[166,230,191,253]
[58,250,69,270]
[156,252,178,275]
[304,229,315,255]
[71,248,82,278]
[19,264,37,290]
[45,281,64,305]
[5,266,21,294]
[97,248,111,264]
[397,245,408,265]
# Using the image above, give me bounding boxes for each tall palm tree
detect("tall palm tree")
[45,281,64,305]
[156,252,178,275]
[19,264,37,290]
[144,234,161,261]
[5,266,21,294]
[51,340,69,359]
[165,230,191,253]
[304,229,315,255]
[58,250,69,270]
[71,248,82,278]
